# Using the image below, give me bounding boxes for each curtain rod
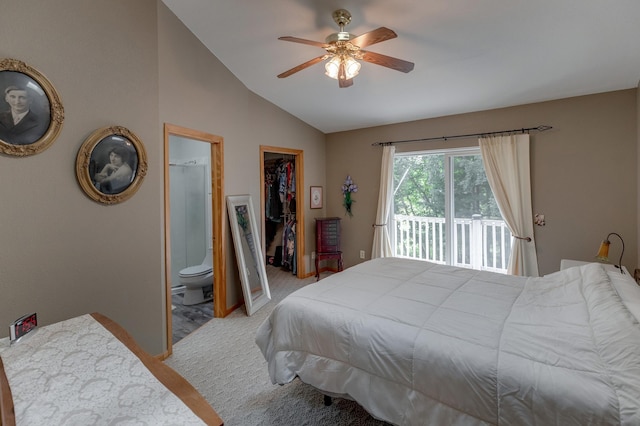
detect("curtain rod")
[371,125,553,146]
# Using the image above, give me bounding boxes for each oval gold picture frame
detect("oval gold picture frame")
[0,58,64,156]
[76,126,148,205]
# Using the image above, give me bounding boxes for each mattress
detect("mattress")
[256,257,640,425]
[0,313,222,426]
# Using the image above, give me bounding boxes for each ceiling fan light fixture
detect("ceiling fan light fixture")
[344,56,361,79]
[324,55,361,80]
[324,56,341,79]
[278,9,414,87]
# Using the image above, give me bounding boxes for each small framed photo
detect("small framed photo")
[0,58,64,157]
[76,126,148,205]
[310,186,323,209]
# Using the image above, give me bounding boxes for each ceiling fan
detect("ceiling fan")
[277,9,415,88]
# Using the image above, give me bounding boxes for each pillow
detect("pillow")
[607,268,640,322]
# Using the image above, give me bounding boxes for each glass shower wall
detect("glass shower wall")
[169,158,210,288]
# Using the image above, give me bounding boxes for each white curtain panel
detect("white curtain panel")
[479,134,539,277]
[371,145,395,259]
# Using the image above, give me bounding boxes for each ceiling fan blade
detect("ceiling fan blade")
[360,51,415,73]
[277,55,328,78]
[350,27,397,48]
[278,36,330,49]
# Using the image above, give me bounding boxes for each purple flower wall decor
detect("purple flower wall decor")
[341,175,358,217]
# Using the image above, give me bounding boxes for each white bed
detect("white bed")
[0,313,223,426]
[256,257,640,425]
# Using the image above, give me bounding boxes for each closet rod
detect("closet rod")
[371,125,552,146]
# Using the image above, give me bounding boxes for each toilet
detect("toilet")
[179,248,214,306]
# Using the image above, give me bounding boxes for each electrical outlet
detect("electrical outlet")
[359,250,365,259]
[311,251,316,260]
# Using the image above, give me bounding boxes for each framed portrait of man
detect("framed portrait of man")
[0,58,64,157]
[76,126,148,205]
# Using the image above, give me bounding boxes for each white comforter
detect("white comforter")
[256,258,640,425]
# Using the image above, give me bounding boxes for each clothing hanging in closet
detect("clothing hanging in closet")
[264,158,296,273]
[265,170,282,222]
[281,218,296,274]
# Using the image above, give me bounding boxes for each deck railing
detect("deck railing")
[394,214,512,273]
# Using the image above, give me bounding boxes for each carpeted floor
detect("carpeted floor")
[165,265,390,426]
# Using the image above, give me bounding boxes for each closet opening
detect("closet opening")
[260,146,305,278]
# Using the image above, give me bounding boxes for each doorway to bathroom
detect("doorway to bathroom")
[164,124,225,351]
[260,146,305,278]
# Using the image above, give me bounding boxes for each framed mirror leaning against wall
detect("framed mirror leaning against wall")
[227,195,271,315]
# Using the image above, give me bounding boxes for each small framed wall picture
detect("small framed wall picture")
[310,186,323,209]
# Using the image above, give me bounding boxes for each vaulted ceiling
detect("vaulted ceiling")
[162,0,640,133]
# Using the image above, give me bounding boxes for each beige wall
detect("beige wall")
[0,1,325,354]
[326,89,638,276]
[157,4,326,313]
[0,0,163,351]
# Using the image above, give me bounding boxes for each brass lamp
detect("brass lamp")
[596,232,625,274]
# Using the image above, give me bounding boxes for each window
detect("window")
[393,148,511,272]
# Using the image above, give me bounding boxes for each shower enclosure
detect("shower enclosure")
[169,151,212,290]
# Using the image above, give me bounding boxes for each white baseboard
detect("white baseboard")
[171,285,186,295]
